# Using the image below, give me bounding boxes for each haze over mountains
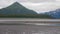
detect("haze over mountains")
[0,2,60,19]
[0,0,60,13]
[0,2,52,18]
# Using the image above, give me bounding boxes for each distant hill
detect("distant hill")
[0,2,37,16]
[45,9,60,19]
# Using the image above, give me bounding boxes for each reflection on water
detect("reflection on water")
[0,25,60,34]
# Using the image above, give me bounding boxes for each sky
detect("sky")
[0,0,60,13]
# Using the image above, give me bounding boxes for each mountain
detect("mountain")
[45,9,60,19]
[0,2,52,18]
[0,2,37,16]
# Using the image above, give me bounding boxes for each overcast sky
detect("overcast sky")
[0,0,60,13]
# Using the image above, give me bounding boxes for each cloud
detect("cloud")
[56,0,60,1]
[20,2,60,13]
[18,0,60,13]
[0,0,16,8]
[27,0,56,3]
[17,0,28,2]
[17,0,56,3]
[0,0,60,13]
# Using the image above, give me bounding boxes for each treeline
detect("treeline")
[0,14,53,18]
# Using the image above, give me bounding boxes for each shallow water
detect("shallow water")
[0,18,60,34]
[0,25,60,34]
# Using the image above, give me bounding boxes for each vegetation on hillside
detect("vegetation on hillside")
[0,14,53,18]
[0,2,53,18]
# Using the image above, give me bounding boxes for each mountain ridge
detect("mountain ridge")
[0,2,37,15]
[0,2,52,18]
[45,9,60,18]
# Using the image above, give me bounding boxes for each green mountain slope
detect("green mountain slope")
[0,2,37,15]
[0,2,52,18]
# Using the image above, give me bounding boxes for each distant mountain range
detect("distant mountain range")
[45,9,60,19]
[0,2,52,18]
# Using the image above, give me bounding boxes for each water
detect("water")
[0,25,60,34]
[0,18,60,34]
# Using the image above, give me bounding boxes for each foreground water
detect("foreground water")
[0,25,60,34]
[0,18,60,34]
